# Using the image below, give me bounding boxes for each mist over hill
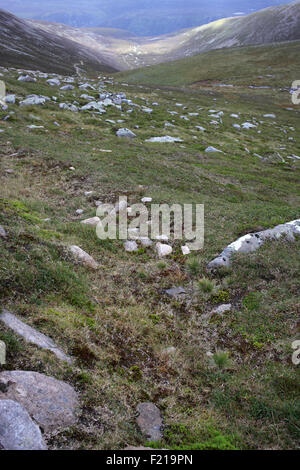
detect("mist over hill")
[0,0,291,35]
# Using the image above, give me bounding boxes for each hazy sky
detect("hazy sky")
[0,1,290,35]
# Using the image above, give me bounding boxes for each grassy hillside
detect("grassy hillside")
[0,56,299,449]
[117,40,300,88]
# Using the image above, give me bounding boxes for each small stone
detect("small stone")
[139,237,153,248]
[205,146,223,153]
[156,242,172,257]
[136,402,163,442]
[0,400,47,450]
[145,136,183,143]
[141,197,152,203]
[76,209,84,215]
[124,240,138,252]
[165,286,186,298]
[81,216,100,226]
[181,245,190,255]
[69,245,98,269]
[69,166,75,171]
[0,224,7,238]
[211,304,232,315]
[116,128,136,138]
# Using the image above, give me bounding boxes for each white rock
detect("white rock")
[181,245,191,255]
[156,243,172,257]
[5,95,16,104]
[124,240,138,252]
[18,75,36,83]
[211,304,232,315]
[116,128,136,138]
[19,95,46,107]
[205,146,223,153]
[81,216,100,226]
[145,136,183,143]
[141,197,152,203]
[242,122,257,129]
[69,245,98,269]
[47,78,60,86]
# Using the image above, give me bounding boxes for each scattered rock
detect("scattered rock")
[47,78,60,86]
[156,242,172,257]
[0,309,72,363]
[145,136,183,143]
[181,245,190,255]
[81,216,100,226]
[0,371,79,433]
[205,146,223,153]
[69,245,98,269]
[136,402,163,442]
[0,399,47,450]
[0,224,7,238]
[18,75,36,83]
[208,219,300,270]
[116,128,136,138]
[5,94,16,104]
[59,103,78,112]
[165,286,186,298]
[124,240,138,252]
[211,304,232,315]
[19,95,46,106]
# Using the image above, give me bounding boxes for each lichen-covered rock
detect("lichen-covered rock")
[0,399,47,450]
[0,309,72,363]
[0,371,79,433]
[136,402,163,442]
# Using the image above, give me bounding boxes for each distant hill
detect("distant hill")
[0,2,299,74]
[31,1,300,71]
[0,0,289,36]
[0,9,118,74]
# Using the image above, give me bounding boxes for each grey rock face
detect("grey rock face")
[0,371,79,433]
[0,399,47,450]
[208,219,300,270]
[116,128,136,138]
[136,402,163,442]
[0,309,72,363]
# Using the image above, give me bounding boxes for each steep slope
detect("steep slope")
[0,9,118,74]
[31,1,300,70]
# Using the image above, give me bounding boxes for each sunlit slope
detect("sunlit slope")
[116,40,300,89]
